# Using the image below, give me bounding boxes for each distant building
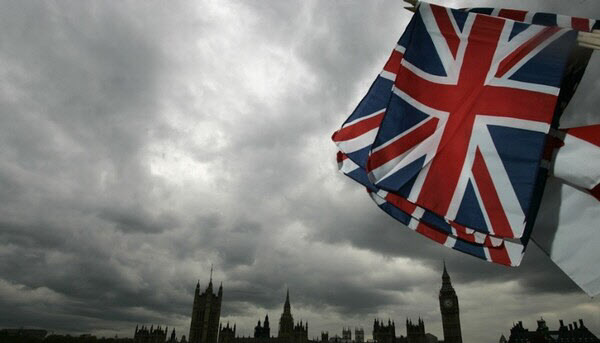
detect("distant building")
[507,318,600,342]
[373,319,396,343]
[0,328,48,339]
[439,263,462,343]
[342,327,352,343]
[254,315,271,339]
[189,270,223,343]
[218,323,236,343]
[321,332,329,343]
[134,325,168,343]
[168,329,178,343]
[404,318,426,343]
[217,289,308,343]
[355,328,364,343]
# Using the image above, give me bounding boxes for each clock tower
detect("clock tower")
[439,262,462,343]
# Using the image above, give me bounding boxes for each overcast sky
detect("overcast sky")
[0,1,599,342]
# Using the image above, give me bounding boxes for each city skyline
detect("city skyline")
[0,1,599,342]
[6,264,599,342]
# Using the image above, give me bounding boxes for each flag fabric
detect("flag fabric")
[550,125,600,200]
[332,16,415,168]
[464,8,598,32]
[533,177,600,296]
[533,93,600,295]
[338,151,524,266]
[366,3,577,240]
[332,2,599,294]
[339,151,505,247]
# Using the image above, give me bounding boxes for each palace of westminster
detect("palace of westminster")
[129,264,599,343]
[2,264,597,343]
[133,265,463,343]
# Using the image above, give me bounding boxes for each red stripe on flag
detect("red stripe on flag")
[472,148,514,238]
[498,9,527,22]
[367,117,438,171]
[454,228,476,244]
[496,26,561,78]
[336,151,348,163]
[384,50,404,74]
[478,86,557,123]
[385,192,417,214]
[416,222,448,244]
[487,246,512,266]
[571,17,591,32]
[332,112,385,142]
[430,5,460,59]
[564,125,600,147]
[450,221,472,237]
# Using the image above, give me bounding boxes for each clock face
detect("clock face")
[443,299,453,308]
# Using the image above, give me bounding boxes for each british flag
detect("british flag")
[332,3,597,268]
[366,3,578,239]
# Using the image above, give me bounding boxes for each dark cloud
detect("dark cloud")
[0,1,598,342]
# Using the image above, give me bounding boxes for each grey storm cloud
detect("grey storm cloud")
[0,0,599,342]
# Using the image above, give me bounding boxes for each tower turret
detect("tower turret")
[278,289,295,341]
[439,262,462,343]
[189,269,222,343]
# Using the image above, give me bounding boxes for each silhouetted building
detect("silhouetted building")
[274,290,308,343]
[134,325,168,343]
[218,323,237,343]
[168,329,178,343]
[293,321,309,343]
[355,328,364,343]
[279,290,294,340]
[321,332,329,343]
[373,319,396,343]
[217,290,308,343]
[255,315,271,339]
[405,318,426,343]
[508,318,600,342]
[0,328,48,339]
[439,263,462,343]
[342,328,351,343]
[189,270,223,343]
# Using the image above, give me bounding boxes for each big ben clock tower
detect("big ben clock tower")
[439,263,462,343]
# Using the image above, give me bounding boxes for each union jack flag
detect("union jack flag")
[366,3,577,239]
[332,3,597,268]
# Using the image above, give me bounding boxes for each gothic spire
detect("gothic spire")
[206,265,214,293]
[440,261,455,294]
[284,288,291,313]
[442,260,450,281]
